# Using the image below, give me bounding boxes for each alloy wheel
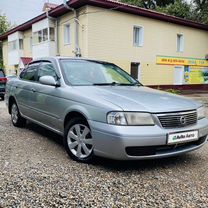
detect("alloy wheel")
[11,104,18,124]
[67,124,93,159]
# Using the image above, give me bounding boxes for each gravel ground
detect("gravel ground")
[0,97,208,208]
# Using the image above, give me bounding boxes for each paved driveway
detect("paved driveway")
[0,97,208,207]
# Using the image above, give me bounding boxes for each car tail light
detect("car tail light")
[0,77,7,82]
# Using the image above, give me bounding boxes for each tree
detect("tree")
[119,0,208,24]
[120,0,156,9]
[156,0,191,20]
[156,0,175,7]
[0,15,10,35]
[192,0,208,24]
[0,14,10,69]
[120,0,175,9]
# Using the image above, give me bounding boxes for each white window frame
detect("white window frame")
[8,40,18,51]
[64,24,70,45]
[177,33,184,52]
[133,26,144,47]
[32,28,49,45]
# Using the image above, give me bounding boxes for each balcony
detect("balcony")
[8,32,24,66]
[32,18,56,59]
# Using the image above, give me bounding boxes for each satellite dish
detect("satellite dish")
[205,54,208,60]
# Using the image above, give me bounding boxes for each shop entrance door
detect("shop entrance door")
[174,66,184,85]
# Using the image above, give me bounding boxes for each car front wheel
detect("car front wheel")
[64,117,94,163]
[11,102,26,127]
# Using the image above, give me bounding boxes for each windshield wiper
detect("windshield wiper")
[93,82,118,86]
[93,82,140,86]
[117,83,140,86]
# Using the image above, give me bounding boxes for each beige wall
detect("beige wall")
[23,29,32,57]
[86,6,208,85]
[58,12,75,57]
[2,40,16,74]
[58,7,88,57]
[2,40,8,69]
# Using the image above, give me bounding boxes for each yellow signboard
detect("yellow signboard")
[184,66,208,84]
[156,56,208,67]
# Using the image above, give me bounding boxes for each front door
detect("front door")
[33,61,62,132]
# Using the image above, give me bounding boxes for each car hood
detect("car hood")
[74,86,201,113]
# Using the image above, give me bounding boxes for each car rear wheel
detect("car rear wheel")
[64,117,94,163]
[11,102,26,127]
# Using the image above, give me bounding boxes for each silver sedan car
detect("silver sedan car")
[6,57,208,163]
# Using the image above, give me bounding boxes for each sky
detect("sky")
[0,0,63,25]
[0,0,192,26]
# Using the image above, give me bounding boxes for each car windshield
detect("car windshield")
[60,60,140,86]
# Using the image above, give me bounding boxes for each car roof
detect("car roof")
[32,56,112,65]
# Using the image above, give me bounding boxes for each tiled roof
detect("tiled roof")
[20,57,32,66]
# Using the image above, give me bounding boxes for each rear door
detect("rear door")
[17,62,40,119]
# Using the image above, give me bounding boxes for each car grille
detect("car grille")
[157,111,197,128]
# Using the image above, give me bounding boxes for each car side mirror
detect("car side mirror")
[39,76,60,87]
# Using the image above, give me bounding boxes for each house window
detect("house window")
[177,34,184,52]
[38,30,42,42]
[64,24,70,44]
[19,39,23,50]
[133,26,144,47]
[33,28,49,44]
[8,40,17,51]
[49,27,55,41]
[42,28,48,41]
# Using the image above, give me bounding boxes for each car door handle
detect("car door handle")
[31,88,36,93]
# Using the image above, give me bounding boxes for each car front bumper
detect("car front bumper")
[89,118,208,160]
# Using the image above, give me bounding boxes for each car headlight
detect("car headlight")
[107,112,155,126]
[197,106,205,120]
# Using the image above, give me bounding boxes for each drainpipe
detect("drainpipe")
[46,11,59,56]
[63,0,81,57]
[56,19,60,56]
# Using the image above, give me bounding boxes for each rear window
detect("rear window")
[0,71,5,78]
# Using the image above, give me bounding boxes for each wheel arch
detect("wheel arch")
[64,110,89,128]
[8,96,17,114]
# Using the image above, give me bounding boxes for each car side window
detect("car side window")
[20,63,39,81]
[38,62,58,81]
[0,71,5,78]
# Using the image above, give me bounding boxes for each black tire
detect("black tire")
[11,102,26,127]
[64,117,94,163]
[0,95,4,101]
